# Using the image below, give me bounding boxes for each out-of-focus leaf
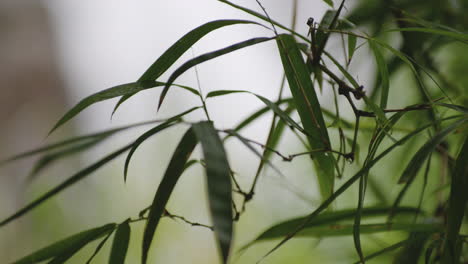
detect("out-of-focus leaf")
[261,115,460,259]
[109,220,131,264]
[436,102,468,114]
[352,239,408,264]
[0,143,134,227]
[276,34,335,199]
[142,127,198,264]
[206,90,246,98]
[124,107,200,182]
[315,0,345,60]
[386,27,468,43]
[244,207,420,246]
[158,37,274,110]
[12,223,115,264]
[393,232,431,264]
[193,121,233,263]
[369,39,389,109]
[28,136,106,182]
[441,136,468,263]
[112,19,259,114]
[398,117,468,183]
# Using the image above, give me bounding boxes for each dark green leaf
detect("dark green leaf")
[276,34,335,200]
[436,102,468,114]
[193,121,233,264]
[85,231,114,264]
[352,239,408,264]
[206,90,246,98]
[441,136,468,263]
[386,27,468,43]
[315,0,345,60]
[112,19,258,114]
[245,207,421,246]
[12,223,115,264]
[158,37,274,110]
[49,81,163,134]
[0,144,133,227]
[348,34,357,63]
[124,107,200,182]
[109,220,131,264]
[142,128,198,264]
[369,39,389,109]
[398,118,468,183]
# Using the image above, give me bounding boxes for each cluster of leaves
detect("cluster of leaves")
[1,0,467,263]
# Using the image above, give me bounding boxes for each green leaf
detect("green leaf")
[28,136,106,182]
[49,81,163,134]
[276,34,335,200]
[109,220,131,264]
[436,102,468,114]
[244,207,420,246]
[441,136,468,263]
[206,90,246,98]
[158,37,274,110]
[369,39,389,109]
[315,1,345,60]
[348,34,357,62]
[297,223,440,237]
[352,239,408,264]
[142,127,198,264]
[398,118,468,183]
[261,115,460,259]
[12,223,115,264]
[385,27,468,43]
[112,19,260,114]
[0,144,133,228]
[85,231,114,264]
[193,121,233,263]
[124,107,200,182]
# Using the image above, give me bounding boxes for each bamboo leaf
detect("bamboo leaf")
[441,136,468,263]
[244,207,420,246]
[109,220,131,264]
[158,37,274,110]
[386,27,468,43]
[352,239,408,264]
[49,81,163,134]
[124,107,200,182]
[369,39,389,109]
[206,90,246,98]
[112,19,259,114]
[348,34,357,62]
[276,34,335,200]
[398,118,468,184]
[193,121,233,264]
[12,223,115,264]
[436,102,468,114]
[85,231,114,264]
[0,144,133,228]
[142,128,198,264]
[315,0,345,60]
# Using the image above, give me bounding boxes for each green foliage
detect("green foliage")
[1,0,467,263]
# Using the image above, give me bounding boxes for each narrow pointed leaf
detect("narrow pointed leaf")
[352,239,408,264]
[398,118,468,183]
[12,223,115,264]
[124,107,200,182]
[85,231,114,264]
[369,39,389,109]
[441,136,468,263]
[112,19,259,114]
[109,220,131,264]
[386,27,468,43]
[348,34,357,62]
[315,0,345,60]
[276,34,335,199]
[0,144,133,227]
[142,128,198,264]
[158,37,274,109]
[436,102,468,114]
[193,121,233,264]
[49,81,162,134]
[244,207,420,246]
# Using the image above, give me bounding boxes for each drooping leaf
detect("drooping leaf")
[158,37,274,110]
[352,239,408,264]
[398,117,468,183]
[124,107,200,182]
[369,39,389,109]
[28,136,106,182]
[386,27,468,43]
[441,136,468,263]
[276,34,335,200]
[142,128,198,264]
[49,81,162,134]
[393,232,431,264]
[244,207,420,246]
[113,19,260,114]
[436,102,468,114]
[12,223,115,264]
[85,230,114,264]
[109,220,131,264]
[0,144,133,227]
[193,121,233,263]
[261,115,460,259]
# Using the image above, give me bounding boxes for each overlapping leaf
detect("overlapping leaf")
[109,220,131,264]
